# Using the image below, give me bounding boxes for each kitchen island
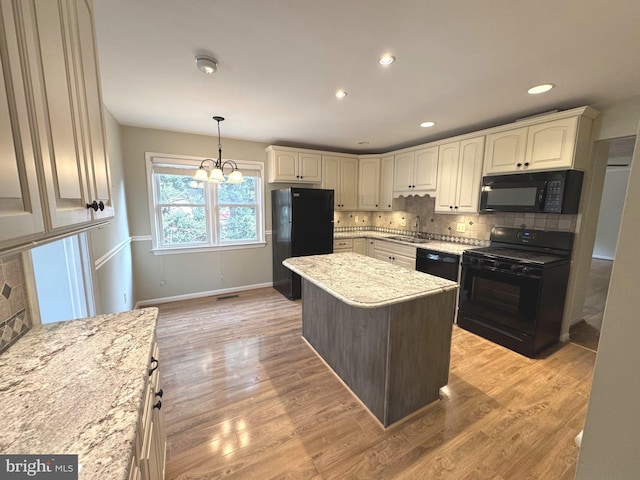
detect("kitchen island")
[283,252,458,427]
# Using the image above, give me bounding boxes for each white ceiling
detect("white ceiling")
[93,0,640,154]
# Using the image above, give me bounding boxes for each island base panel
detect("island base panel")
[301,280,456,426]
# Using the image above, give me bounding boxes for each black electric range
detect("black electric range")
[458,226,573,357]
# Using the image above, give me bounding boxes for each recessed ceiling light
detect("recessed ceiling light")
[527,83,555,94]
[379,55,396,65]
[420,121,436,128]
[335,90,347,99]
[195,55,218,75]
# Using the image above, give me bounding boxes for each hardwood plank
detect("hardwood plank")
[153,287,596,479]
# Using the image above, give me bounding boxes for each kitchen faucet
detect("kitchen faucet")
[414,215,421,237]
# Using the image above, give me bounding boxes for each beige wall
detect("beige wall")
[120,125,279,303]
[575,113,640,478]
[89,109,134,314]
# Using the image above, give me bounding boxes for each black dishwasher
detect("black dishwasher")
[415,248,460,282]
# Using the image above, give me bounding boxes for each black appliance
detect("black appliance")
[272,188,334,300]
[416,248,460,282]
[458,226,573,357]
[480,169,583,213]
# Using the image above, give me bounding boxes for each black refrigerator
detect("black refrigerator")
[272,187,334,299]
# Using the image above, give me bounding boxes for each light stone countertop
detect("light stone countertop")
[283,252,458,308]
[334,231,481,256]
[0,308,159,480]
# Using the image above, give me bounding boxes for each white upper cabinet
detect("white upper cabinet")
[322,155,358,210]
[21,0,113,232]
[525,117,579,170]
[435,137,485,214]
[267,146,322,183]
[358,157,380,210]
[379,156,394,211]
[484,116,582,175]
[357,155,393,211]
[393,146,438,196]
[0,0,45,248]
[483,127,528,175]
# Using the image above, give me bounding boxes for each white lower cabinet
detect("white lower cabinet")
[353,238,367,255]
[131,338,165,480]
[373,239,416,270]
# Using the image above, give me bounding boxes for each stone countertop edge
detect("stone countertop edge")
[0,307,159,480]
[283,253,458,309]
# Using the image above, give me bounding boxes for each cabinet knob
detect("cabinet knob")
[524,162,530,167]
[156,388,163,398]
[449,205,453,209]
[98,201,105,211]
[153,400,162,410]
[454,206,458,209]
[375,204,378,207]
[516,163,522,167]
[149,356,159,376]
[86,201,99,211]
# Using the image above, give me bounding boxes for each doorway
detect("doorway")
[29,233,95,324]
[570,136,635,351]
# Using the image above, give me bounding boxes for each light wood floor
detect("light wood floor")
[155,287,596,480]
[569,258,614,351]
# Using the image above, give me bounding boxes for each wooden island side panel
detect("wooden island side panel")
[301,279,456,427]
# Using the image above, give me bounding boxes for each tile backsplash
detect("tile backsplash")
[0,254,31,355]
[334,195,578,241]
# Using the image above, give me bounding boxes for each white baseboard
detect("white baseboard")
[134,282,273,308]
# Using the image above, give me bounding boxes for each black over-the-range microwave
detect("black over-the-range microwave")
[479,169,584,214]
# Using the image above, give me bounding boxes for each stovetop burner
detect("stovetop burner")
[468,246,567,265]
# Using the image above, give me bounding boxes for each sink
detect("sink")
[387,236,430,244]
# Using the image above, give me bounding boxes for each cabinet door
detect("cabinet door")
[525,117,578,171]
[353,238,367,255]
[393,152,414,193]
[271,150,299,182]
[483,127,528,175]
[413,147,438,191]
[358,157,380,210]
[435,142,459,213]
[455,137,485,213]
[339,157,359,210]
[321,155,341,206]
[72,0,113,219]
[23,0,92,229]
[299,152,322,183]
[379,156,394,210]
[0,0,45,246]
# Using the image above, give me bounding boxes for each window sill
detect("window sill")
[151,241,267,256]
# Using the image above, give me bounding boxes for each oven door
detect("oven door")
[458,262,542,338]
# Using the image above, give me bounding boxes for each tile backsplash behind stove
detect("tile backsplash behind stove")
[0,254,31,355]
[334,195,578,241]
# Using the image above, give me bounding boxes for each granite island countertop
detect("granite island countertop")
[0,308,159,480]
[283,252,458,308]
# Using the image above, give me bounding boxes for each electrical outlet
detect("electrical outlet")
[456,223,466,233]
[400,217,406,226]
[355,215,359,223]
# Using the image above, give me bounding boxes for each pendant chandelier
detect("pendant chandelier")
[193,116,243,184]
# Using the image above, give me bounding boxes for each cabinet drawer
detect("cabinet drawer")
[333,238,353,252]
[374,239,417,259]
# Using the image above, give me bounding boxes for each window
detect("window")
[146,153,265,254]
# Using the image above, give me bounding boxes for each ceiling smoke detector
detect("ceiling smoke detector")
[195,55,218,74]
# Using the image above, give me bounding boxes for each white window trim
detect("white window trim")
[145,152,266,254]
